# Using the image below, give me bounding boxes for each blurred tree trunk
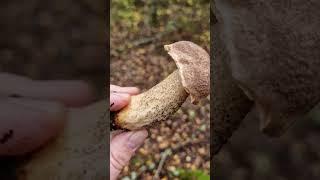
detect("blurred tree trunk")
[149,0,158,27]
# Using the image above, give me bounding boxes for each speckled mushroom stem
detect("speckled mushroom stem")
[114,70,188,130]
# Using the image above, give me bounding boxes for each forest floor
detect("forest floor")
[110,27,210,179]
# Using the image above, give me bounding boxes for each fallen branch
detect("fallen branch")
[153,139,207,179]
[153,149,171,180]
[130,28,176,48]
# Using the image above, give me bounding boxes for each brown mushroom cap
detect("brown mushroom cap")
[164,41,210,104]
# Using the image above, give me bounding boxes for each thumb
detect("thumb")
[110,130,148,180]
[0,97,66,155]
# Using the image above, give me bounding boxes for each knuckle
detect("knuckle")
[110,150,131,171]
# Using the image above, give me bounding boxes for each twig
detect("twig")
[153,139,207,179]
[153,149,171,180]
[172,139,206,154]
[130,29,175,48]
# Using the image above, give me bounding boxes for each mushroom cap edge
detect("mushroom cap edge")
[164,41,210,104]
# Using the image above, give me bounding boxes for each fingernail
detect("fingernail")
[110,130,124,140]
[127,130,148,150]
[128,87,140,94]
[114,93,130,99]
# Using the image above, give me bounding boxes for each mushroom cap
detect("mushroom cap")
[215,1,320,136]
[164,41,210,104]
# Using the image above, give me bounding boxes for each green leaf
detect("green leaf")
[176,168,210,180]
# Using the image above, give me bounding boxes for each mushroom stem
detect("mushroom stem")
[115,70,189,130]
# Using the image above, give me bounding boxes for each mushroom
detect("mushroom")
[114,41,210,130]
[212,0,320,156]
[11,41,208,180]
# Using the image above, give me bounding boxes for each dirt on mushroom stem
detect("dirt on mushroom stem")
[114,40,210,131]
[114,70,189,130]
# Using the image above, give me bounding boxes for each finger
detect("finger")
[110,85,140,95]
[0,97,67,156]
[110,130,148,180]
[110,93,130,111]
[110,130,124,140]
[33,80,96,107]
[0,73,95,107]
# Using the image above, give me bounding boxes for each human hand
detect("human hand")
[0,73,95,155]
[110,85,148,180]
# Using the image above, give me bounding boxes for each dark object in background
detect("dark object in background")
[212,0,320,179]
[211,2,253,156]
[0,0,106,80]
[0,0,107,179]
[212,0,320,153]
